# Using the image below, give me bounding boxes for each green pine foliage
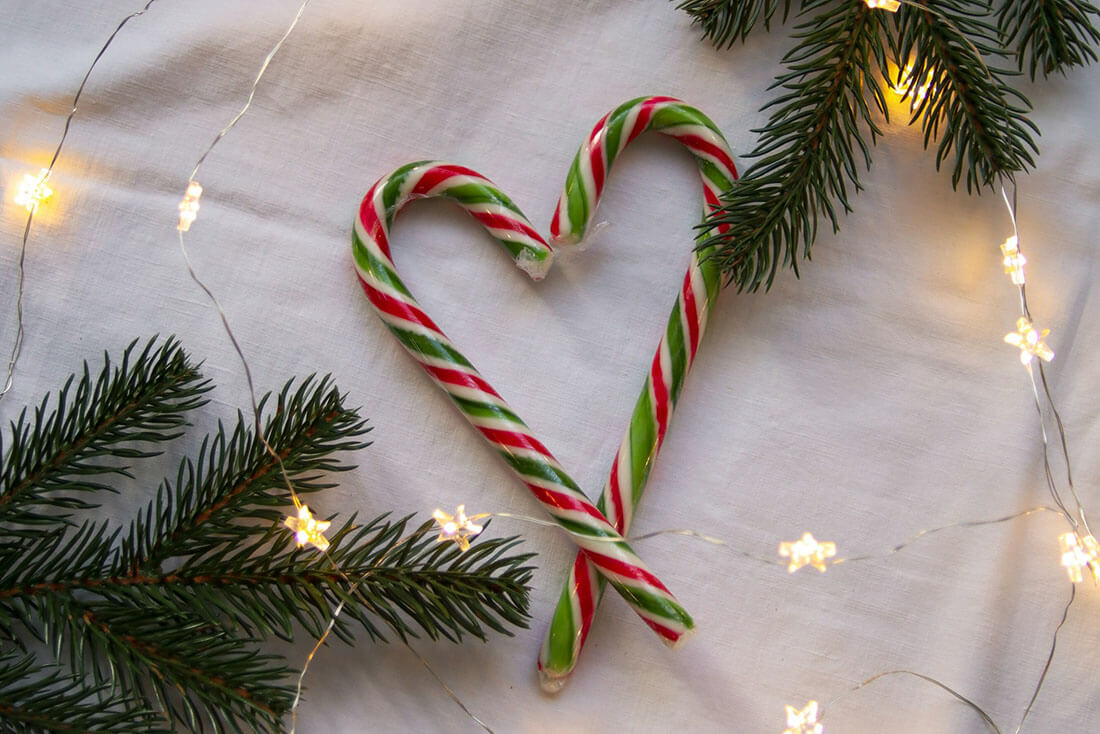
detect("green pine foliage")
[0,337,534,733]
[676,0,1100,291]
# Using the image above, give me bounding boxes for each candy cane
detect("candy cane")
[352,160,695,646]
[539,97,738,691]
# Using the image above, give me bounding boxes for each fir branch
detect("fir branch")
[998,0,1100,79]
[892,0,1039,192]
[116,375,370,573]
[0,337,210,526]
[699,0,891,291]
[0,340,535,731]
[0,648,163,733]
[39,598,292,732]
[677,0,801,46]
[313,518,534,644]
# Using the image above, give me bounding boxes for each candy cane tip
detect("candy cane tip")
[537,667,571,694]
[515,249,554,281]
[663,625,697,650]
[549,233,582,248]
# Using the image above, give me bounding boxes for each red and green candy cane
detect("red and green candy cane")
[538,97,738,691]
[352,161,695,646]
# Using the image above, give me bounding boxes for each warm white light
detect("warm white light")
[783,700,823,734]
[779,533,836,573]
[891,64,933,105]
[1000,235,1027,285]
[1060,532,1099,584]
[1004,317,1054,366]
[15,169,53,213]
[865,0,901,11]
[177,180,203,231]
[284,504,332,552]
[433,504,488,552]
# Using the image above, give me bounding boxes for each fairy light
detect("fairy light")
[177,180,202,231]
[864,0,900,11]
[1059,532,1099,584]
[891,64,933,105]
[779,533,836,573]
[433,505,488,552]
[284,504,331,552]
[1004,316,1054,366]
[783,700,823,734]
[1000,235,1026,285]
[14,169,53,213]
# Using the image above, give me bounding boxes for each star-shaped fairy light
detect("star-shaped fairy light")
[1004,317,1054,366]
[1000,235,1027,285]
[433,504,489,552]
[14,168,53,213]
[779,533,837,573]
[1059,532,1099,584]
[865,0,900,11]
[177,180,203,231]
[284,504,331,552]
[783,700,823,734]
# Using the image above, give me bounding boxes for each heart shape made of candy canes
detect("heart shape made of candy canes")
[352,96,737,689]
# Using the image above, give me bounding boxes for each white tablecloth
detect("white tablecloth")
[1,1,1097,731]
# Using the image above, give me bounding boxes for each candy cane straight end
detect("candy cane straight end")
[663,624,696,650]
[537,667,570,694]
[515,247,554,281]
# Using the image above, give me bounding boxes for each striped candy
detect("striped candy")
[538,97,738,691]
[352,160,695,646]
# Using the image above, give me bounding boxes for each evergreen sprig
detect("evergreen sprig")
[0,338,534,732]
[893,1,1038,192]
[998,0,1100,79]
[0,649,161,733]
[700,0,890,290]
[0,336,210,527]
[677,0,1097,291]
[676,0,801,46]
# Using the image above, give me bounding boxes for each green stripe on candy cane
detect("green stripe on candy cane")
[353,160,697,647]
[539,97,738,691]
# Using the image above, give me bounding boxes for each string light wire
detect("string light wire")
[998,183,1091,538]
[2,0,161,401]
[816,582,1077,734]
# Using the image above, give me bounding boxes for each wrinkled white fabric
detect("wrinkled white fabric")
[1,2,1097,731]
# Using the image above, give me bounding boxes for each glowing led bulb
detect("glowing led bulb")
[865,0,900,11]
[1059,532,1099,584]
[1004,317,1054,366]
[177,180,203,231]
[783,700,823,734]
[433,504,488,552]
[1000,235,1027,285]
[779,533,836,573]
[14,169,53,213]
[284,504,331,552]
[891,64,933,105]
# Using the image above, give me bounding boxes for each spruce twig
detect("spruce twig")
[0,648,163,733]
[998,0,1100,79]
[0,338,534,732]
[699,0,890,291]
[0,336,210,527]
[677,0,802,46]
[678,0,1094,289]
[892,0,1039,192]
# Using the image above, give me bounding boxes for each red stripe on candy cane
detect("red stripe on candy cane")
[585,550,673,596]
[421,365,506,402]
[682,272,702,360]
